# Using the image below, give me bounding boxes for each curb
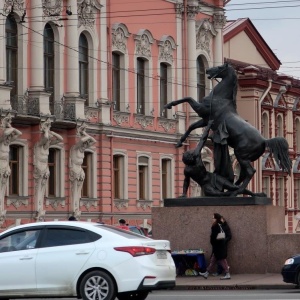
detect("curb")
[173,284,297,290]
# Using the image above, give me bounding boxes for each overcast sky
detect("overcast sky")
[225,0,300,78]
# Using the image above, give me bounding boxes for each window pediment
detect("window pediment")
[157,35,176,64]
[77,0,102,28]
[134,29,154,58]
[112,23,130,53]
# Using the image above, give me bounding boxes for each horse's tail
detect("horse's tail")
[265,137,292,175]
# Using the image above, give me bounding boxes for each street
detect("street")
[146,289,300,300]
[19,289,300,300]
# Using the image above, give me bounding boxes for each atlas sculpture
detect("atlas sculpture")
[165,63,292,197]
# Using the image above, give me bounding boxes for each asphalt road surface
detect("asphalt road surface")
[146,289,300,300]
[12,290,300,300]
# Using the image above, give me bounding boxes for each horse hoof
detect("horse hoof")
[164,104,172,109]
[175,142,183,148]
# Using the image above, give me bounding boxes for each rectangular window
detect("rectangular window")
[161,159,168,199]
[113,156,120,199]
[9,145,19,195]
[112,53,121,111]
[197,57,206,101]
[79,34,89,102]
[160,63,168,117]
[262,176,270,198]
[296,178,300,209]
[48,148,56,197]
[44,25,55,114]
[277,177,285,207]
[137,58,145,114]
[6,17,18,100]
[82,153,92,198]
[139,165,146,200]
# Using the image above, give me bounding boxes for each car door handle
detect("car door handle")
[76,251,90,255]
[20,256,33,260]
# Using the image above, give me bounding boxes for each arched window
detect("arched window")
[44,24,55,114]
[6,16,18,99]
[79,33,89,104]
[197,56,206,101]
[277,115,283,137]
[262,113,269,139]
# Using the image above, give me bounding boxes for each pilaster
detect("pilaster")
[186,5,198,99]
[213,12,226,66]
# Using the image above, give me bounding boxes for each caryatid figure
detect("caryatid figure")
[34,118,63,220]
[69,123,96,218]
[0,113,22,222]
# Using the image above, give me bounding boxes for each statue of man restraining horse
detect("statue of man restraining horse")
[165,63,292,197]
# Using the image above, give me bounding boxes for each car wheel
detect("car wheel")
[80,270,116,300]
[117,291,149,300]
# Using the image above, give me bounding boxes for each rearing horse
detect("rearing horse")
[165,63,292,196]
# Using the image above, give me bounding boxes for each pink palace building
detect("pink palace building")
[0,0,300,233]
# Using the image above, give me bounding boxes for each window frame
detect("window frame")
[137,57,146,114]
[5,15,18,100]
[79,33,89,103]
[43,23,55,114]
[197,55,206,101]
[112,52,121,111]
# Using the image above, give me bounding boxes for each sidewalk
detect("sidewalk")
[175,273,296,290]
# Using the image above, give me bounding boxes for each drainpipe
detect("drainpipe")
[257,78,272,192]
[106,0,114,225]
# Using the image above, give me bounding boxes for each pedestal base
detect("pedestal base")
[152,204,286,274]
[164,196,271,207]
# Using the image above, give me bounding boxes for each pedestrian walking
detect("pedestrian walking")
[199,213,231,280]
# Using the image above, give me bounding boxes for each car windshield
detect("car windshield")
[95,225,148,239]
[129,227,144,235]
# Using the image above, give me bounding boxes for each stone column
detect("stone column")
[63,0,86,119]
[213,12,226,66]
[186,4,198,100]
[0,14,6,84]
[65,0,80,96]
[28,0,51,115]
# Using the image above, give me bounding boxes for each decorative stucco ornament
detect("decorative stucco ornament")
[77,0,102,28]
[196,19,217,54]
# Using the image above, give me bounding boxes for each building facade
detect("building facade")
[1,1,299,233]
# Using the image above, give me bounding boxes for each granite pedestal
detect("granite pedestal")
[152,197,290,274]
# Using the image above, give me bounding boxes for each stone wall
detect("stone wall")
[152,205,300,274]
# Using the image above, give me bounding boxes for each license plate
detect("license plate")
[157,251,167,259]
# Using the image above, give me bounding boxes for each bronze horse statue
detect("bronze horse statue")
[165,63,292,196]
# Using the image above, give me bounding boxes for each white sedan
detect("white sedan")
[0,221,176,300]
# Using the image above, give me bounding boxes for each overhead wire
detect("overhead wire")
[1,0,299,82]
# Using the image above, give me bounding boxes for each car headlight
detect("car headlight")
[284,258,294,265]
